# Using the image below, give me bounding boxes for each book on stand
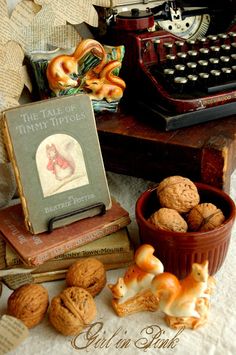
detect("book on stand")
[0,199,131,267]
[1,94,111,234]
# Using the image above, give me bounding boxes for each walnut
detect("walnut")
[187,203,225,231]
[49,287,96,336]
[157,176,200,213]
[66,258,106,296]
[7,283,49,328]
[149,208,188,233]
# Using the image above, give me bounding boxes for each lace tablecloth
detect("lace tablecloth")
[0,171,236,355]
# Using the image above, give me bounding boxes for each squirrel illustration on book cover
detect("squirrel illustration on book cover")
[36,134,89,197]
[46,143,75,181]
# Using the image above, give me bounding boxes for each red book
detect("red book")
[0,201,130,266]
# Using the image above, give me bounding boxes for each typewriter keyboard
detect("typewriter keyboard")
[149,32,236,97]
[135,28,236,115]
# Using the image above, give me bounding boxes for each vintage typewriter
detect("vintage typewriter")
[98,0,236,130]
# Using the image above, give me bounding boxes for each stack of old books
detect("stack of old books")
[0,200,133,289]
[0,95,134,289]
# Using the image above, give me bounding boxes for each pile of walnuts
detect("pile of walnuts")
[148,176,225,233]
[7,258,106,335]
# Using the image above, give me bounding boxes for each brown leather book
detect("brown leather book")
[0,200,130,267]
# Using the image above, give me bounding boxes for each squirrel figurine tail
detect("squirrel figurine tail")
[108,244,164,303]
[134,244,164,275]
[151,260,210,318]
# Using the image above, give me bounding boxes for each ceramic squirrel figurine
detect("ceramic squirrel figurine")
[46,39,106,95]
[83,60,126,102]
[108,244,164,303]
[151,260,210,318]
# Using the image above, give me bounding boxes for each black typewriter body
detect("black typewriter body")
[98,0,236,130]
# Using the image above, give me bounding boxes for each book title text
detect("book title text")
[16,104,86,135]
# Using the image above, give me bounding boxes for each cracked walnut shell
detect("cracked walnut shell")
[66,258,106,296]
[49,287,96,335]
[157,176,200,213]
[7,283,49,328]
[149,208,188,232]
[187,203,225,231]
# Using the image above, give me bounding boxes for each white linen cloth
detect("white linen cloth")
[0,170,236,355]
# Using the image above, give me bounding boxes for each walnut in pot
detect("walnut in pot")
[149,208,188,233]
[49,287,96,336]
[7,283,49,328]
[157,176,200,213]
[66,258,106,297]
[187,203,225,231]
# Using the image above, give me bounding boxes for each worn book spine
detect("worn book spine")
[0,214,131,266]
[1,119,31,232]
[5,228,131,267]
[4,249,134,275]
[0,236,6,269]
[33,217,130,266]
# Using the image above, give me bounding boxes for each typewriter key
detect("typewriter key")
[164,42,173,55]
[221,44,231,56]
[186,39,196,50]
[198,60,209,70]
[174,76,188,93]
[199,47,210,60]
[210,46,220,58]
[166,54,176,68]
[188,50,198,61]
[175,64,186,74]
[198,37,207,47]
[199,72,210,89]
[164,68,175,76]
[210,70,221,85]
[163,68,175,87]
[176,52,187,64]
[209,57,220,69]
[229,32,236,43]
[207,35,218,45]
[187,74,198,90]
[231,53,236,64]
[175,40,185,51]
[231,43,236,54]
[153,39,161,62]
[232,65,236,78]
[221,67,232,81]
[218,33,228,45]
[186,62,197,74]
[220,56,231,66]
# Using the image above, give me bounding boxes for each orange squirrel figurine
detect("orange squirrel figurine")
[46,39,106,95]
[84,60,126,102]
[108,244,164,303]
[151,260,210,318]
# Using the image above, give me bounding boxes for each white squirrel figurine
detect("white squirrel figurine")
[108,244,164,303]
[151,260,210,319]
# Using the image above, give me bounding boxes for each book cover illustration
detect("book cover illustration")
[37,134,88,197]
[2,94,111,234]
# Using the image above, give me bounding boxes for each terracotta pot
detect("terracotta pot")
[135,182,235,279]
